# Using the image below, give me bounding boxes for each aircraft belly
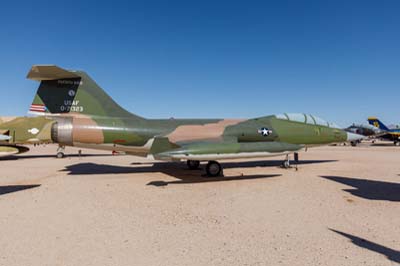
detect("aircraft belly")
[155,141,303,161]
[73,138,154,157]
[159,151,296,161]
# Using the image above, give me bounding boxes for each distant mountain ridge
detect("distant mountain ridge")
[0,117,17,124]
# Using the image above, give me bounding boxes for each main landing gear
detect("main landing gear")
[206,161,223,177]
[186,160,223,177]
[187,160,200,170]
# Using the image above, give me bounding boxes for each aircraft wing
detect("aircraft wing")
[0,145,29,157]
[152,139,303,161]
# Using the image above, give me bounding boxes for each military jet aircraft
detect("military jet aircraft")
[368,117,400,145]
[0,116,54,157]
[344,123,383,146]
[26,65,362,176]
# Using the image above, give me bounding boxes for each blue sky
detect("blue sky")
[0,0,399,126]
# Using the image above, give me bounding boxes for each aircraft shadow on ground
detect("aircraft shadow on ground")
[60,159,335,185]
[320,176,400,202]
[130,159,337,168]
[330,229,400,263]
[0,184,41,196]
[371,143,397,147]
[146,174,281,186]
[0,153,113,161]
[230,159,336,168]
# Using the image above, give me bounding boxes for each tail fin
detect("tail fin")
[368,117,389,131]
[27,65,143,119]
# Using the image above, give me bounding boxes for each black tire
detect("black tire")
[187,160,200,170]
[206,161,222,177]
[56,152,64,159]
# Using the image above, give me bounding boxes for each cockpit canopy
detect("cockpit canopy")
[275,113,341,128]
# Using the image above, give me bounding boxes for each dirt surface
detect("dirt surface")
[0,142,399,266]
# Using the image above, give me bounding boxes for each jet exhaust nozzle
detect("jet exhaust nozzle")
[51,117,73,145]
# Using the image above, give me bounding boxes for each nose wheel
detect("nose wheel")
[56,145,65,159]
[206,161,223,177]
[282,160,290,169]
[282,153,299,170]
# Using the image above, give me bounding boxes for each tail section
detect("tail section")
[368,117,389,131]
[27,65,143,119]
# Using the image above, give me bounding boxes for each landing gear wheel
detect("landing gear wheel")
[56,145,66,159]
[187,160,200,170]
[282,160,290,169]
[282,154,291,169]
[206,161,222,177]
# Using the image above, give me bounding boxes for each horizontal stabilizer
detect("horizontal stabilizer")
[27,65,80,81]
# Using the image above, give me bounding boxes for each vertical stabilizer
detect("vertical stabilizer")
[27,65,144,120]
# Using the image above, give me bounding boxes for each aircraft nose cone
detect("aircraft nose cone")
[346,132,364,142]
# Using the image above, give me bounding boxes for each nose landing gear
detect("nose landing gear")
[56,145,65,159]
[282,153,299,170]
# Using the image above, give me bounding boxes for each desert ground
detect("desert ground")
[0,142,399,266]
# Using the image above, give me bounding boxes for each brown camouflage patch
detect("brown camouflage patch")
[166,119,245,143]
[72,117,104,144]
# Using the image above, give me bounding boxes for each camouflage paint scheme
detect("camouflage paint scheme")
[0,116,54,157]
[27,65,356,162]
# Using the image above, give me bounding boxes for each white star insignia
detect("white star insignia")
[258,127,272,136]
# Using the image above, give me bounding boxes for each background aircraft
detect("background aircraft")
[368,117,400,145]
[344,123,383,146]
[27,65,362,176]
[0,116,54,157]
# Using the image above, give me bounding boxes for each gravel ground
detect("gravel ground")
[0,142,399,266]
